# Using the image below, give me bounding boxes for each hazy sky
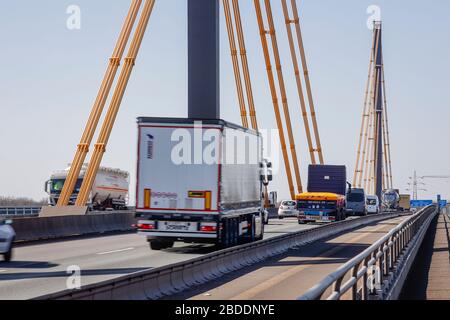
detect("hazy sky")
[1,0,450,203]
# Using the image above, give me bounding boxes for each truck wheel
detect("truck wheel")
[231,218,239,246]
[259,221,265,240]
[248,216,256,243]
[217,219,231,249]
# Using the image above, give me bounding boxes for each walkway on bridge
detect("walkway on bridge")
[401,211,450,300]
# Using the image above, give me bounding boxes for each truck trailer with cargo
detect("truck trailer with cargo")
[45,165,130,210]
[135,118,269,250]
[399,194,411,211]
[297,165,347,224]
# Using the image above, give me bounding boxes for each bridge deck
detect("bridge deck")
[168,215,409,300]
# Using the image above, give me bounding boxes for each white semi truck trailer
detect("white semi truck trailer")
[45,165,130,210]
[135,118,270,250]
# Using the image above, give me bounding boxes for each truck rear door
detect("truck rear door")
[137,123,221,213]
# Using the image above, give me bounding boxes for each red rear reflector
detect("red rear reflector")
[138,223,155,230]
[200,225,217,232]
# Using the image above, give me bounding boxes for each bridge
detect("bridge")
[0,0,449,302]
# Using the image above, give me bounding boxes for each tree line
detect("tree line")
[0,196,47,206]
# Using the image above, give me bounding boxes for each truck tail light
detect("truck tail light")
[137,221,156,230]
[200,223,217,232]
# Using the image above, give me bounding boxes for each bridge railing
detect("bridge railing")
[0,206,41,217]
[298,205,438,300]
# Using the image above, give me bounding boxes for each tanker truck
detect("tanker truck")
[381,189,400,211]
[45,165,130,211]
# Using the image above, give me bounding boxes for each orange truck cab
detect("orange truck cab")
[296,192,346,224]
[296,165,348,224]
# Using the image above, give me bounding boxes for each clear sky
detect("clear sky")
[1,0,450,203]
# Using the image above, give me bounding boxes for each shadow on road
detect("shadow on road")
[0,261,58,269]
[0,267,149,281]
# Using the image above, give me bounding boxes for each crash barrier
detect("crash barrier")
[12,212,137,242]
[36,212,404,300]
[298,205,438,300]
[0,207,41,217]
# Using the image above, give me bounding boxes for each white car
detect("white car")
[0,219,15,262]
[278,200,299,219]
[366,195,380,214]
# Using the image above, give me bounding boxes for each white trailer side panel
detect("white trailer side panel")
[220,127,262,209]
[137,124,221,213]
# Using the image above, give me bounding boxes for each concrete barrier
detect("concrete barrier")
[12,212,136,242]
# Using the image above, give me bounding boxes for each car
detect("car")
[346,188,367,216]
[278,200,299,219]
[366,195,380,214]
[0,219,15,262]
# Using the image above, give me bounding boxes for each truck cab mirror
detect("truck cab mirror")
[45,180,52,194]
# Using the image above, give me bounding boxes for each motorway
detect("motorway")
[0,217,328,300]
[168,215,409,300]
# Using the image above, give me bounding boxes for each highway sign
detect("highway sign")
[410,200,433,208]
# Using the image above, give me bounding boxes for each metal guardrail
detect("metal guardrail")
[0,206,41,217]
[36,212,403,300]
[298,205,438,300]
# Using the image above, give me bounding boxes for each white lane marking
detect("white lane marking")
[0,270,6,273]
[97,247,135,255]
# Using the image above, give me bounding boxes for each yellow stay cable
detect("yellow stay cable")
[254,0,296,199]
[57,0,142,207]
[76,0,156,206]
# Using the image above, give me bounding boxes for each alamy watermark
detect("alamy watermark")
[367,5,381,30]
[66,265,82,290]
[165,122,281,174]
[367,265,382,292]
[67,5,81,30]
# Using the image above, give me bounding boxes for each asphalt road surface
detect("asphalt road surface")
[0,217,328,300]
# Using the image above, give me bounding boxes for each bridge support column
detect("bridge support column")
[188,0,220,119]
[373,22,384,199]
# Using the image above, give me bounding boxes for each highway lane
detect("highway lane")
[169,215,409,300]
[0,217,329,300]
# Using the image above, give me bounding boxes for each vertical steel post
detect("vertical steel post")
[188,0,220,119]
[373,22,384,200]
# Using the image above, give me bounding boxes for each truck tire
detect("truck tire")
[231,218,239,246]
[149,240,174,251]
[217,219,231,249]
[248,216,256,243]
[256,220,264,241]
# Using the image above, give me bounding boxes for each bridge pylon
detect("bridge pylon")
[353,21,393,199]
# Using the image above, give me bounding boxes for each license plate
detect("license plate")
[321,216,329,221]
[160,221,197,232]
